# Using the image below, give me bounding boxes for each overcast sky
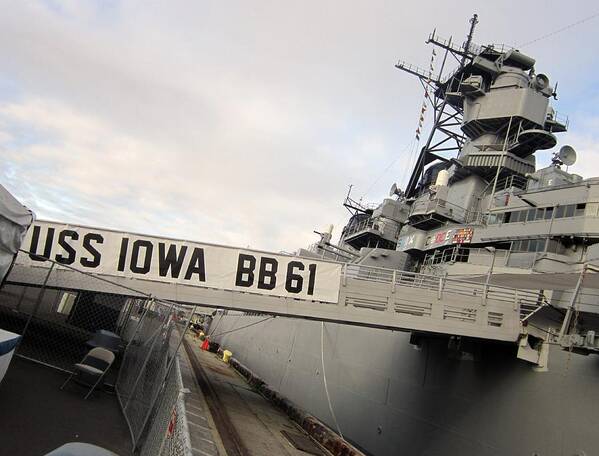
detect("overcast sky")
[2,1,599,252]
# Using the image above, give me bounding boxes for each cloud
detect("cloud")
[2,1,599,252]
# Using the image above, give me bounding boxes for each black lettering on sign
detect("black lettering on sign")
[159,243,188,278]
[184,248,206,282]
[79,233,104,268]
[285,261,304,293]
[130,240,153,274]
[81,233,103,268]
[235,254,256,287]
[257,257,278,290]
[117,237,129,272]
[28,225,46,262]
[307,264,317,295]
[55,230,78,265]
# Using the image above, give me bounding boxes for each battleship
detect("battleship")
[210,16,599,456]
[2,13,599,456]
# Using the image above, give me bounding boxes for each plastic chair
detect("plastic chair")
[60,347,115,399]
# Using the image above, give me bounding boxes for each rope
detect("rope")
[320,322,343,439]
[518,12,599,47]
[210,316,274,338]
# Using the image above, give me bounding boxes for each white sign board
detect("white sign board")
[16,221,342,303]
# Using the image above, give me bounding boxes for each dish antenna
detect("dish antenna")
[553,145,577,167]
[389,183,404,198]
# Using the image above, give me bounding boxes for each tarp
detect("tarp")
[0,184,34,285]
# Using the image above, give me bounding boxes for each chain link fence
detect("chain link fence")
[116,299,194,454]
[138,357,191,456]
[0,252,195,456]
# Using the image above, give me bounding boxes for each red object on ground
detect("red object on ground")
[201,338,210,351]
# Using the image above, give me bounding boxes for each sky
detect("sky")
[2,1,599,252]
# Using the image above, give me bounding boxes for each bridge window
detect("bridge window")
[512,210,524,222]
[535,208,545,220]
[512,239,547,253]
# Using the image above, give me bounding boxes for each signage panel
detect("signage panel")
[17,221,342,303]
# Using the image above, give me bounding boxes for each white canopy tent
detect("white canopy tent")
[0,184,34,285]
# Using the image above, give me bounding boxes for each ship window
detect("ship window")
[555,205,566,218]
[535,208,544,220]
[504,212,512,223]
[530,239,546,252]
[547,239,564,254]
[489,213,504,224]
[575,203,586,217]
[544,207,553,220]
[565,204,575,218]
[526,209,536,222]
[511,211,523,222]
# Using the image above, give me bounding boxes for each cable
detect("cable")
[361,139,416,199]
[320,321,343,439]
[517,11,599,48]
[210,316,274,338]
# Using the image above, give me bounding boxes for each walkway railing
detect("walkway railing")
[342,262,544,320]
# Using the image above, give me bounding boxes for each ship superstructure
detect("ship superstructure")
[301,15,599,368]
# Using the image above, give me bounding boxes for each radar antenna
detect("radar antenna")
[552,145,577,167]
[461,14,479,66]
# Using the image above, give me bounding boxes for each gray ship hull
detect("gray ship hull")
[213,313,599,456]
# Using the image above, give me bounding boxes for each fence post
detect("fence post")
[19,262,55,344]
[123,299,175,415]
[115,298,152,392]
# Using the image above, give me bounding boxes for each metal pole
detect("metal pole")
[483,248,497,305]
[19,262,55,344]
[558,265,587,342]
[490,116,513,205]
[124,299,176,413]
[115,298,153,392]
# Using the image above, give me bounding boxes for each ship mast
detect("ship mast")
[396,14,478,198]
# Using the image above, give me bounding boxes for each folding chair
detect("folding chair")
[61,347,115,399]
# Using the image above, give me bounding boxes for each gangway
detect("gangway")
[6,221,546,347]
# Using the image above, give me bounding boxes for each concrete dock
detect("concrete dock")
[182,334,331,456]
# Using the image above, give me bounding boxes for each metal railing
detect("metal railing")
[343,218,379,237]
[409,198,468,223]
[494,174,529,192]
[341,262,544,320]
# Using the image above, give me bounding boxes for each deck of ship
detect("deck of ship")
[0,357,132,456]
